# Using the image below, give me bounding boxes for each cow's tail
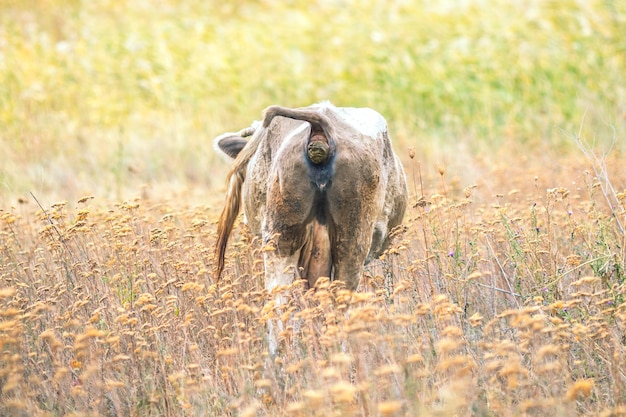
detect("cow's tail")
[263,105,335,165]
[214,131,261,281]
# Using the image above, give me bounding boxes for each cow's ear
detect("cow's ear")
[214,134,248,159]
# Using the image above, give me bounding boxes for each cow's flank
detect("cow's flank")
[214,102,408,352]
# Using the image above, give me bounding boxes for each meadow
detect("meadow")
[1,0,625,415]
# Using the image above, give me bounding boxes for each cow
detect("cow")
[214,102,408,352]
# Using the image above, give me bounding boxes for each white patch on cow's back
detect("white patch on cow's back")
[313,102,386,138]
[336,107,387,138]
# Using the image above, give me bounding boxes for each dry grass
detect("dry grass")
[1,157,625,416]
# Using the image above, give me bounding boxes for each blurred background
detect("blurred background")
[0,0,624,206]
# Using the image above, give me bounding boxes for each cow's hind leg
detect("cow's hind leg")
[262,181,317,353]
[327,168,380,291]
[331,225,372,291]
[263,250,299,354]
[324,203,375,291]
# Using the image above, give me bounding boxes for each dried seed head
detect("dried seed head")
[330,381,357,403]
[437,164,445,176]
[302,390,325,407]
[464,185,477,198]
[378,400,403,416]
[566,379,594,401]
[408,148,416,159]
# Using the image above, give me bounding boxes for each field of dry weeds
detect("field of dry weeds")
[2,154,626,416]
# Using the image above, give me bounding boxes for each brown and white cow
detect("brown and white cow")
[214,102,407,351]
